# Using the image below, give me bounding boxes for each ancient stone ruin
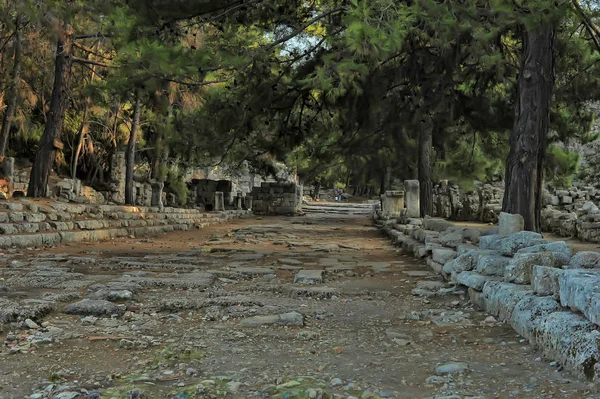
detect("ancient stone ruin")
[377,187,600,382]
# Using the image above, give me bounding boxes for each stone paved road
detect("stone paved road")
[0,213,598,398]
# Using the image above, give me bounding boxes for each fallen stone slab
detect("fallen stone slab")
[0,299,57,324]
[479,235,504,251]
[453,271,499,291]
[285,286,338,299]
[422,217,454,232]
[567,251,600,269]
[438,231,464,248]
[468,288,485,309]
[62,299,124,317]
[482,281,534,322]
[509,295,562,341]
[239,311,304,327]
[532,265,563,298]
[442,251,477,276]
[278,258,304,265]
[505,251,570,284]
[559,269,600,328]
[501,231,545,256]
[533,311,600,381]
[294,270,324,284]
[435,362,469,376]
[432,248,457,265]
[516,241,572,259]
[475,254,510,277]
[87,289,134,302]
[427,258,444,274]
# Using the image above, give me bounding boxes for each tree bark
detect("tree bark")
[419,124,434,217]
[125,92,141,205]
[0,14,23,158]
[27,23,73,198]
[502,27,555,232]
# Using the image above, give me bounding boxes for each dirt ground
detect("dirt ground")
[0,213,598,399]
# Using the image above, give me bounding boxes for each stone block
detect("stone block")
[505,252,570,285]
[567,251,600,269]
[294,270,324,284]
[214,192,225,212]
[479,234,503,250]
[482,281,534,321]
[516,240,569,256]
[454,271,498,291]
[442,251,477,276]
[559,269,600,328]
[422,216,453,232]
[498,212,524,236]
[432,248,457,265]
[501,231,545,256]
[382,190,405,218]
[533,311,600,381]
[468,287,485,309]
[427,258,444,274]
[439,231,464,248]
[404,180,420,218]
[532,265,563,298]
[509,296,562,341]
[475,254,511,276]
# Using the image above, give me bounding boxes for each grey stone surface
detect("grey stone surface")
[435,362,469,375]
[516,241,572,259]
[432,248,457,265]
[62,299,125,316]
[505,252,570,284]
[532,265,563,298]
[482,281,534,321]
[478,235,503,251]
[559,269,600,327]
[404,180,420,218]
[567,251,600,269]
[239,311,303,327]
[422,217,453,232]
[533,311,600,381]
[442,251,477,276]
[509,295,561,341]
[454,271,497,291]
[498,212,524,236]
[500,231,545,256]
[475,254,510,276]
[439,231,464,248]
[294,270,324,284]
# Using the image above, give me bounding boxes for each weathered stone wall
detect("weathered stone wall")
[0,199,249,250]
[375,211,600,383]
[252,182,302,215]
[432,182,504,223]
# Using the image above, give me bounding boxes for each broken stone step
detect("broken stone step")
[294,269,324,284]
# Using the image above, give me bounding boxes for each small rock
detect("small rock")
[330,377,343,386]
[23,319,40,329]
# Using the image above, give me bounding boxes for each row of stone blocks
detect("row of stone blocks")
[378,213,600,383]
[0,200,250,249]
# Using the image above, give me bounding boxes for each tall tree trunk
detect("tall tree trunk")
[0,14,23,159]
[27,23,72,197]
[419,124,434,217]
[125,92,141,205]
[71,97,91,178]
[502,27,555,232]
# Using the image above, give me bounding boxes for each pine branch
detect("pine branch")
[73,42,113,61]
[72,57,114,68]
